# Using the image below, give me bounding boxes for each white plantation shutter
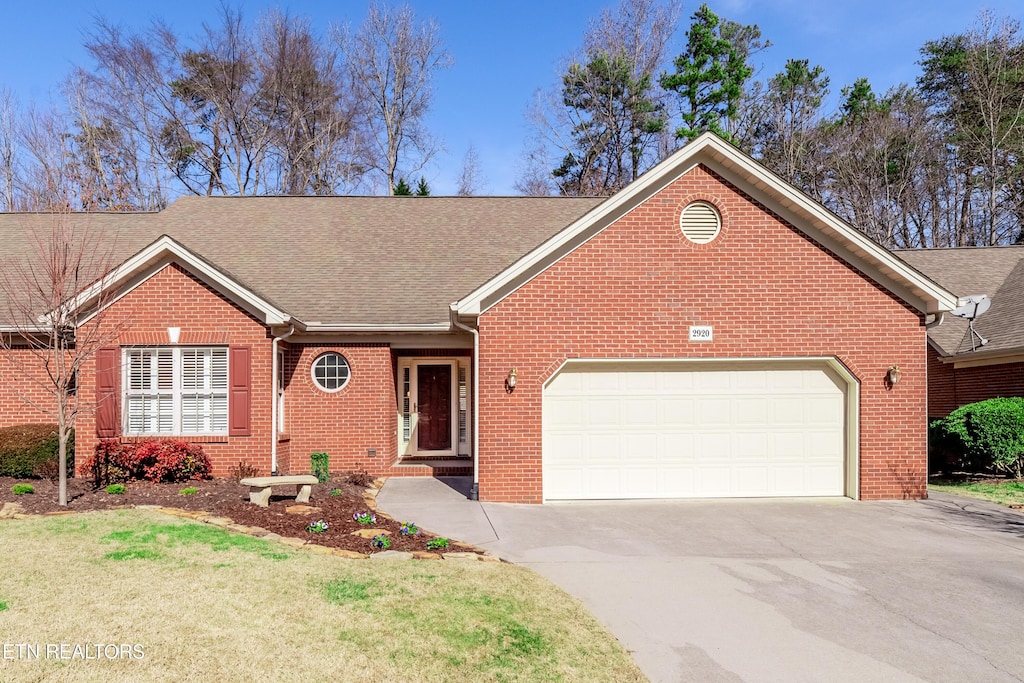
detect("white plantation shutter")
[124,347,229,435]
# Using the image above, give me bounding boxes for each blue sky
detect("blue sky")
[1,1,1021,195]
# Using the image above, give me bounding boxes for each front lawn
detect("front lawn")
[0,509,645,682]
[929,478,1024,508]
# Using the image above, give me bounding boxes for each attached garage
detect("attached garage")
[542,359,858,501]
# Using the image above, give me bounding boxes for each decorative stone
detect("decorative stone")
[203,516,234,528]
[135,505,162,510]
[261,532,283,542]
[277,537,307,548]
[0,503,25,519]
[479,553,501,563]
[43,510,76,516]
[226,524,251,533]
[302,543,336,555]
[370,550,413,561]
[411,551,442,560]
[442,552,481,561]
[285,505,321,515]
[349,528,391,538]
[331,549,369,560]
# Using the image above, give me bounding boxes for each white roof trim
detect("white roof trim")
[72,235,292,326]
[454,133,959,316]
[301,323,453,333]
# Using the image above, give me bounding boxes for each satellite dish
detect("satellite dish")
[950,294,991,320]
[950,294,990,350]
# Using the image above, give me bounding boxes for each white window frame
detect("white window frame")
[122,346,229,437]
[311,352,351,393]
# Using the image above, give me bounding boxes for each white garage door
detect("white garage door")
[543,362,847,500]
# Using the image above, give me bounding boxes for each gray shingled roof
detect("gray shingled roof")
[897,245,1024,357]
[0,196,604,327]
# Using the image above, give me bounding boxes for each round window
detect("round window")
[311,352,351,392]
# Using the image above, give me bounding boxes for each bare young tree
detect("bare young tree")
[456,144,485,196]
[340,2,452,194]
[0,88,17,211]
[0,210,124,505]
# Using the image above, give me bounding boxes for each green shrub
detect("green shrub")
[106,484,126,495]
[931,397,1024,477]
[11,483,34,495]
[0,424,73,479]
[311,451,330,483]
[426,537,450,550]
[179,487,198,496]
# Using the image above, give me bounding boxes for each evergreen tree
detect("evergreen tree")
[661,3,764,143]
[415,176,430,196]
[393,177,412,195]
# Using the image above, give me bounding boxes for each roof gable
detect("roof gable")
[454,133,959,318]
[76,235,292,327]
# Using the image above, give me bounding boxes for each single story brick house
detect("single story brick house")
[0,134,960,502]
[897,245,1024,420]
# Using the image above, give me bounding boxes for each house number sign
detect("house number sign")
[689,325,713,342]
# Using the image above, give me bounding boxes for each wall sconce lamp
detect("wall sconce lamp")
[505,368,518,393]
[886,365,902,388]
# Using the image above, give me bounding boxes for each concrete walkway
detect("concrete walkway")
[376,477,1024,683]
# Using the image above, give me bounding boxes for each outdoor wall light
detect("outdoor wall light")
[505,368,518,393]
[886,365,902,387]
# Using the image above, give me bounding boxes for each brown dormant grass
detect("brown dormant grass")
[0,510,646,682]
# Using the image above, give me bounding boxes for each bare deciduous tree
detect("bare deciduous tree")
[522,0,679,196]
[456,144,485,196]
[0,210,125,505]
[340,2,452,194]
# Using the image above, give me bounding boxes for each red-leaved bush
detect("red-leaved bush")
[82,439,212,486]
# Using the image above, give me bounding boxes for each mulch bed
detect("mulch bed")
[0,475,479,556]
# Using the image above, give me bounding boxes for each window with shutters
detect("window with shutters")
[123,347,229,436]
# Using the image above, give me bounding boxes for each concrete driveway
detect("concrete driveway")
[376,478,1024,683]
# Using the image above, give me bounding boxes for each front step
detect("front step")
[389,458,473,477]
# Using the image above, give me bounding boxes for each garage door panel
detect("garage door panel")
[662,399,695,425]
[543,363,848,500]
[698,399,732,425]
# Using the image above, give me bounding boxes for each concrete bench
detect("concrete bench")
[240,475,319,507]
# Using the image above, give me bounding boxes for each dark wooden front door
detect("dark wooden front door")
[417,364,452,451]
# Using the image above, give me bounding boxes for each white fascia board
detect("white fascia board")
[454,133,958,317]
[71,235,291,326]
[300,322,453,334]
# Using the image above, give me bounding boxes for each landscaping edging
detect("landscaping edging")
[0,477,501,563]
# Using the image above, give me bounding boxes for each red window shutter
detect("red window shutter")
[229,346,251,437]
[95,347,120,438]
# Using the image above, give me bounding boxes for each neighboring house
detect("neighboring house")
[0,134,959,503]
[897,245,1024,420]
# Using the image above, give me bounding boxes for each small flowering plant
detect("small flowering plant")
[306,519,329,534]
[371,534,391,550]
[353,511,376,525]
[399,522,421,536]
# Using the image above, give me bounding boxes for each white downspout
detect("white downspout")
[271,324,295,475]
[451,309,480,500]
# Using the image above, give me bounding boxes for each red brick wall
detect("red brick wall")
[927,345,1024,418]
[477,164,928,503]
[76,263,275,477]
[0,347,58,427]
[282,343,397,476]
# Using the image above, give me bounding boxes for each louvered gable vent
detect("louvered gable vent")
[680,201,721,244]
